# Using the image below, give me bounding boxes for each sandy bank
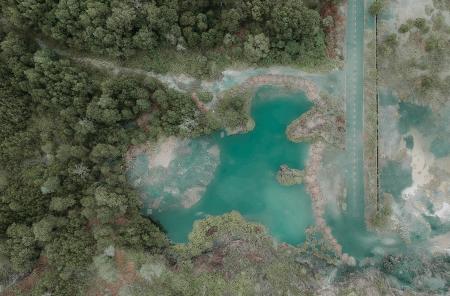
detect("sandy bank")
[182,187,205,209]
[409,130,433,187]
[212,73,323,111]
[242,74,322,105]
[303,142,351,262]
[148,137,180,169]
[213,74,326,136]
[126,137,220,210]
[434,203,450,222]
[429,233,450,255]
[125,136,181,170]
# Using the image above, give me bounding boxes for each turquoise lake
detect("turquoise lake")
[126,0,421,259]
[129,86,315,245]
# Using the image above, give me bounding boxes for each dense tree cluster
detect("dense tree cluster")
[0,30,218,294]
[1,0,328,62]
[0,0,351,294]
[0,3,333,293]
[216,93,250,129]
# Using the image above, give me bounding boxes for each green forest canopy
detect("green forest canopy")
[0,30,221,293]
[1,0,330,63]
[0,0,339,294]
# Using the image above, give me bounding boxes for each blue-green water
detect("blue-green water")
[396,100,450,158]
[380,160,413,199]
[430,138,450,158]
[379,89,398,106]
[127,0,404,259]
[398,102,432,134]
[128,0,421,259]
[130,86,315,245]
[404,135,414,150]
[398,101,450,158]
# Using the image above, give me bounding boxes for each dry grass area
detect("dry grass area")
[321,0,347,60]
[364,24,379,228]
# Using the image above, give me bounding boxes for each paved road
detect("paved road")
[345,0,365,218]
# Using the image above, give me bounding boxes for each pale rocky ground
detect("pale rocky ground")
[391,0,434,25]
[127,137,220,211]
[148,136,180,169]
[378,0,450,254]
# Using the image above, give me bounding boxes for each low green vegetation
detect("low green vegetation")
[433,0,450,11]
[369,0,386,16]
[287,102,346,149]
[197,91,214,104]
[379,8,450,104]
[368,195,393,228]
[125,47,235,79]
[276,165,305,186]
[215,90,252,131]
[90,213,344,295]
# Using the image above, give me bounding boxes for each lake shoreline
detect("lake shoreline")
[126,72,350,259]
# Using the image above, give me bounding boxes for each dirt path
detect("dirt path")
[1,257,48,296]
[36,39,199,92]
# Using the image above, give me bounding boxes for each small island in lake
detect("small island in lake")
[276,164,305,186]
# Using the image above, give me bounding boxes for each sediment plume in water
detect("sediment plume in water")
[126,137,220,211]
